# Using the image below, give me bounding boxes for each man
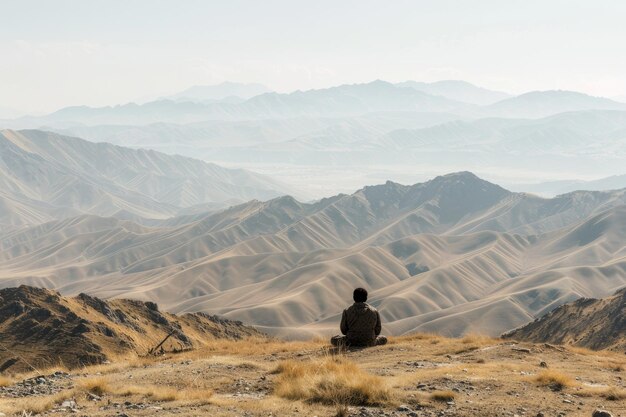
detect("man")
[330,287,388,348]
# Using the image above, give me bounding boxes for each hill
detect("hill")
[396,80,511,105]
[6,81,471,127]
[503,288,626,351]
[485,90,626,118]
[0,285,261,373]
[0,129,296,226]
[1,172,626,339]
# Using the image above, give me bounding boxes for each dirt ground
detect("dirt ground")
[1,334,625,417]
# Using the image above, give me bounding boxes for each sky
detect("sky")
[2,0,626,114]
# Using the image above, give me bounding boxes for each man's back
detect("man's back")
[331,287,387,348]
[340,302,382,346]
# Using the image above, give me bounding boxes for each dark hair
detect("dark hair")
[353,287,368,303]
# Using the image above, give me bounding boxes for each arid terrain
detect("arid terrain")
[2,132,626,340]
[1,334,625,417]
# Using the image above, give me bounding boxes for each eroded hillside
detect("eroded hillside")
[0,286,261,373]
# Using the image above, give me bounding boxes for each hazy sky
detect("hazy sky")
[2,0,626,114]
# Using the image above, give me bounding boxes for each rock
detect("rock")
[61,399,77,408]
[592,410,614,417]
[397,405,411,412]
[540,361,548,368]
[536,413,545,417]
[87,392,101,401]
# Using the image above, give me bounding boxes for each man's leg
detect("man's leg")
[375,336,388,346]
[330,335,347,347]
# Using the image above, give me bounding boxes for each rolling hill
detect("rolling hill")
[396,80,511,105]
[485,90,626,119]
[0,129,296,227]
[1,171,625,340]
[503,287,626,351]
[5,81,471,127]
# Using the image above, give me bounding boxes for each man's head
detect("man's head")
[353,287,368,303]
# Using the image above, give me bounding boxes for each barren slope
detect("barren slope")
[1,173,625,338]
[504,287,626,351]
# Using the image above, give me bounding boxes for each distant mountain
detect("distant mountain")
[512,174,626,197]
[7,81,472,127]
[485,90,626,118]
[0,129,296,226]
[503,286,626,351]
[397,80,511,105]
[166,82,271,103]
[2,172,626,339]
[613,95,626,103]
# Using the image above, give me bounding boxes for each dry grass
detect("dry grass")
[179,336,326,359]
[0,375,13,387]
[430,390,456,402]
[273,357,392,406]
[603,387,626,401]
[335,405,350,417]
[77,376,212,402]
[0,390,76,414]
[579,385,626,401]
[564,345,614,357]
[600,359,625,372]
[532,370,577,391]
[79,376,111,396]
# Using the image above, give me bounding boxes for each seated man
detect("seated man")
[330,287,388,348]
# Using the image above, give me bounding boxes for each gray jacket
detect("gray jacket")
[340,302,382,345]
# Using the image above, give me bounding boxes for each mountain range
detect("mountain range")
[0,129,298,228]
[1,157,625,339]
[3,80,626,198]
[7,81,626,129]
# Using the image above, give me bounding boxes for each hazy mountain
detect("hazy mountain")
[203,110,626,187]
[166,82,271,102]
[0,129,297,226]
[1,172,625,339]
[512,173,626,197]
[7,81,472,127]
[503,287,626,352]
[614,95,626,103]
[397,80,511,105]
[485,90,626,118]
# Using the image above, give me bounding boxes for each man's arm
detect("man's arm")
[340,310,348,335]
[375,311,382,336]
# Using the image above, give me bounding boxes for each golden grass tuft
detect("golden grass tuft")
[335,405,350,417]
[79,376,111,396]
[430,390,455,402]
[77,375,212,402]
[603,387,626,401]
[0,389,76,414]
[273,357,392,406]
[532,370,577,391]
[0,375,13,387]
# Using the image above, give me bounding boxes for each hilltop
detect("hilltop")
[0,331,624,416]
[504,288,626,351]
[0,286,261,374]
